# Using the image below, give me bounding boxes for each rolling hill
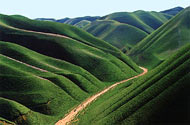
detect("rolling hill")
[100,10,172,34]
[84,20,148,51]
[35,7,181,52]
[0,14,142,124]
[83,10,175,51]
[74,20,91,28]
[77,43,190,125]
[161,6,184,16]
[129,7,190,69]
[36,16,99,27]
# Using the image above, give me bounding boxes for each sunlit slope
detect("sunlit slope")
[78,43,190,125]
[63,16,99,25]
[101,11,172,34]
[0,14,142,82]
[129,7,190,69]
[74,20,91,28]
[84,20,148,50]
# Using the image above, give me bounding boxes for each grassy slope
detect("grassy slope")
[77,43,190,125]
[63,16,99,25]
[84,11,172,51]
[74,20,91,28]
[0,14,142,124]
[101,11,172,34]
[129,7,190,69]
[84,20,148,51]
[0,41,105,124]
[0,14,142,82]
[161,7,184,16]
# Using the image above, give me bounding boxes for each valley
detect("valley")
[0,4,189,125]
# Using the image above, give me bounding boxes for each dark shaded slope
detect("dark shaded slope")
[161,6,184,16]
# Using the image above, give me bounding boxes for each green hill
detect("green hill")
[100,10,172,34]
[74,20,91,28]
[63,16,99,25]
[129,7,190,69]
[84,20,148,51]
[83,10,173,51]
[77,43,190,125]
[0,14,142,124]
[161,6,184,16]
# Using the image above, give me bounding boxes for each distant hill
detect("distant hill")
[84,20,148,51]
[74,20,91,28]
[84,10,174,51]
[36,16,100,28]
[100,10,172,34]
[63,16,100,25]
[129,7,190,69]
[161,6,184,16]
[35,18,56,22]
[35,7,181,51]
[0,14,141,124]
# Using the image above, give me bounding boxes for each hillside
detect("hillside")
[77,43,190,125]
[36,16,99,26]
[129,7,190,69]
[161,6,184,16]
[100,10,172,34]
[63,16,99,25]
[0,14,142,124]
[74,20,91,28]
[84,20,148,50]
[83,10,174,51]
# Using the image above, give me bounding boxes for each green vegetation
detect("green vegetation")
[77,43,190,125]
[161,6,184,16]
[74,20,91,28]
[1,7,188,125]
[83,10,173,51]
[0,13,142,124]
[129,7,190,69]
[84,20,148,51]
[0,14,142,81]
[63,16,99,25]
[100,10,172,34]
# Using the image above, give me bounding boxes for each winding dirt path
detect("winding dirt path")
[55,67,148,125]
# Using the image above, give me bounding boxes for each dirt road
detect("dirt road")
[55,67,148,125]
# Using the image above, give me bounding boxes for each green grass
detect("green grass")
[161,7,184,16]
[100,10,172,34]
[0,41,106,124]
[63,16,99,25]
[74,20,91,28]
[77,43,190,125]
[83,11,173,51]
[129,7,190,69]
[0,14,142,81]
[84,20,148,51]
